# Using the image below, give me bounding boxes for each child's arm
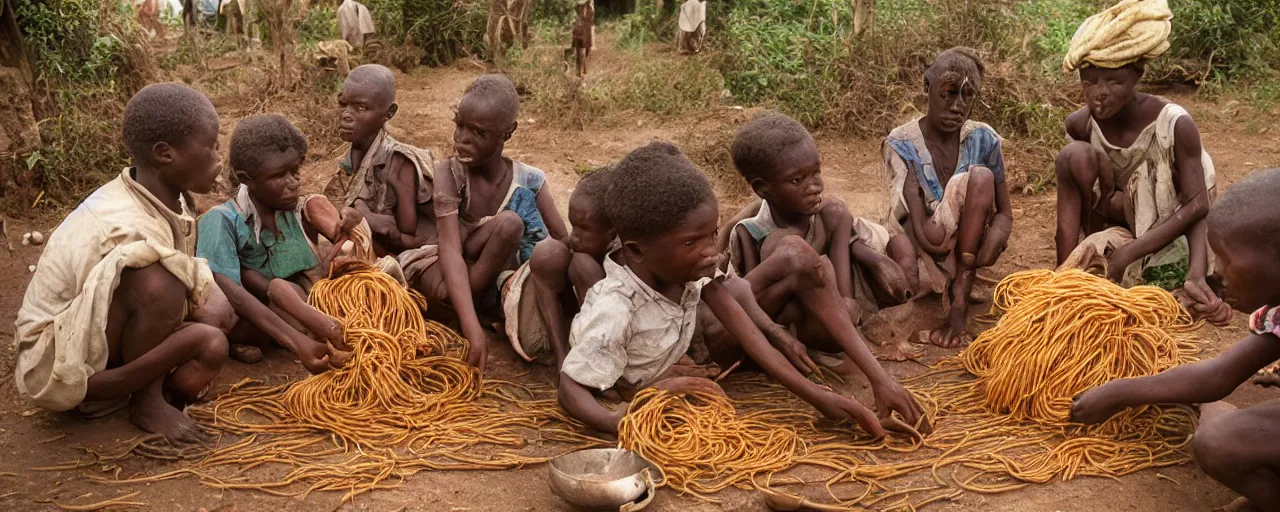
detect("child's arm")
[733,225,762,275]
[567,252,606,305]
[820,199,855,300]
[535,184,569,242]
[214,274,333,374]
[851,241,910,301]
[1071,334,1280,424]
[557,373,627,433]
[1106,116,1210,282]
[902,171,948,256]
[433,161,488,370]
[716,199,762,254]
[702,279,886,437]
[978,180,1014,268]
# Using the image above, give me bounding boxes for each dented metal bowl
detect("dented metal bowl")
[548,448,659,511]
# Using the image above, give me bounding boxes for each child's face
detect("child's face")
[1080,66,1140,121]
[338,81,393,144]
[758,138,823,217]
[244,147,303,211]
[163,114,222,195]
[632,201,720,284]
[453,95,512,166]
[924,72,978,134]
[1208,228,1279,313]
[568,196,615,258]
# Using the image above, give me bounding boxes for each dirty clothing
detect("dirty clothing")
[14,169,216,411]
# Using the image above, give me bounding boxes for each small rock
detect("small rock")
[28,265,36,272]
[28,231,44,245]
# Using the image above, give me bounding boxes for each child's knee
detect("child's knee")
[771,235,824,278]
[530,239,571,288]
[493,210,525,243]
[119,264,187,318]
[171,324,228,397]
[1192,412,1244,479]
[1055,141,1099,185]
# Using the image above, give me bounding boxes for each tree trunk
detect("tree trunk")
[853,0,874,38]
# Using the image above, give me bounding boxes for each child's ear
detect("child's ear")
[622,239,643,263]
[749,178,769,198]
[151,141,175,166]
[505,120,519,142]
[386,103,399,121]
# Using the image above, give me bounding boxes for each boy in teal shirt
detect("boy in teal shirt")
[198,114,367,372]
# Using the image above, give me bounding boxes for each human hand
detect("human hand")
[465,333,488,374]
[297,339,333,375]
[1180,277,1232,326]
[977,214,1012,268]
[870,259,911,304]
[1069,385,1126,425]
[338,206,364,235]
[872,380,924,429]
[816,393,885,439]
[1105,245,1133,283]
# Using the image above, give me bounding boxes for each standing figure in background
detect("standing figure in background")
[570,0,594,76]
[337,0,376,50]
[676,0,706,55]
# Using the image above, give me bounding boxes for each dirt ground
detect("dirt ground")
[2,47,1280,511]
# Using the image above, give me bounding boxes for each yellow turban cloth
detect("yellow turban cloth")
[1063,0,1173,73]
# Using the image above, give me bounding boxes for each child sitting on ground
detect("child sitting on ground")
[1055,0,1228,326]
[198,114,369,374]
[882,47,1013,348]
[502,167,616,368]
[15,83,235,444]
[326,64,437,266]
[570,0,594,76]
[429,74,568,372]
[557,142,924,437]
[1069,168,1280,512]
[720,112,918,320]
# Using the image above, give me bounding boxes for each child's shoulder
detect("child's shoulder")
[961,120,1001,142]
[885,118,921,142]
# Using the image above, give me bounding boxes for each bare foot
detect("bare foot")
[128,389,207,445]
[928,283,972,348]
[229,344,264,364]
[1248,361,1280,388]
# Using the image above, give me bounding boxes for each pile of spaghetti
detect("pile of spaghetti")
[618,269,1202,509]
[109,260,605,501]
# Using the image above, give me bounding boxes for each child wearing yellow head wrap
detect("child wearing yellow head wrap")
[1063,0,1172,72]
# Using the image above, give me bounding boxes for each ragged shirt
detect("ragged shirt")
[882,118,1005,229]
[561,251,711,391]
[14,169,216,411]
[197,184,319,286]
[434,158,549,264]
[327,129,435,215]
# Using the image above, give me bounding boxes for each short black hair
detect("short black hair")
[229,114,308,179]
[924,46,984,93]
[123,82,217,166]
[730,111,813,183]
[463,74,519,129]
[346,64,397,107]
[605,142,715,241]
[1209,168,1280,258]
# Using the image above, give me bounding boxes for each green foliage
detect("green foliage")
[297,5,339,43]
[507,41,724,125]
[1143,263,1188,291]
[1165,0,1280,80]
[15,0,125,84]
[402,0,488,65]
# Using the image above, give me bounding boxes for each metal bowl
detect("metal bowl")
[548,448,659,511]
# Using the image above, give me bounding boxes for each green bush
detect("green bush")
[297,5,339,44]
[15,0,124,84]
[1166,0,1280,80]
[402,0,488,65]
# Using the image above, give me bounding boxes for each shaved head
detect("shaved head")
[345,64,396,108]
[1209,168,1280,258]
